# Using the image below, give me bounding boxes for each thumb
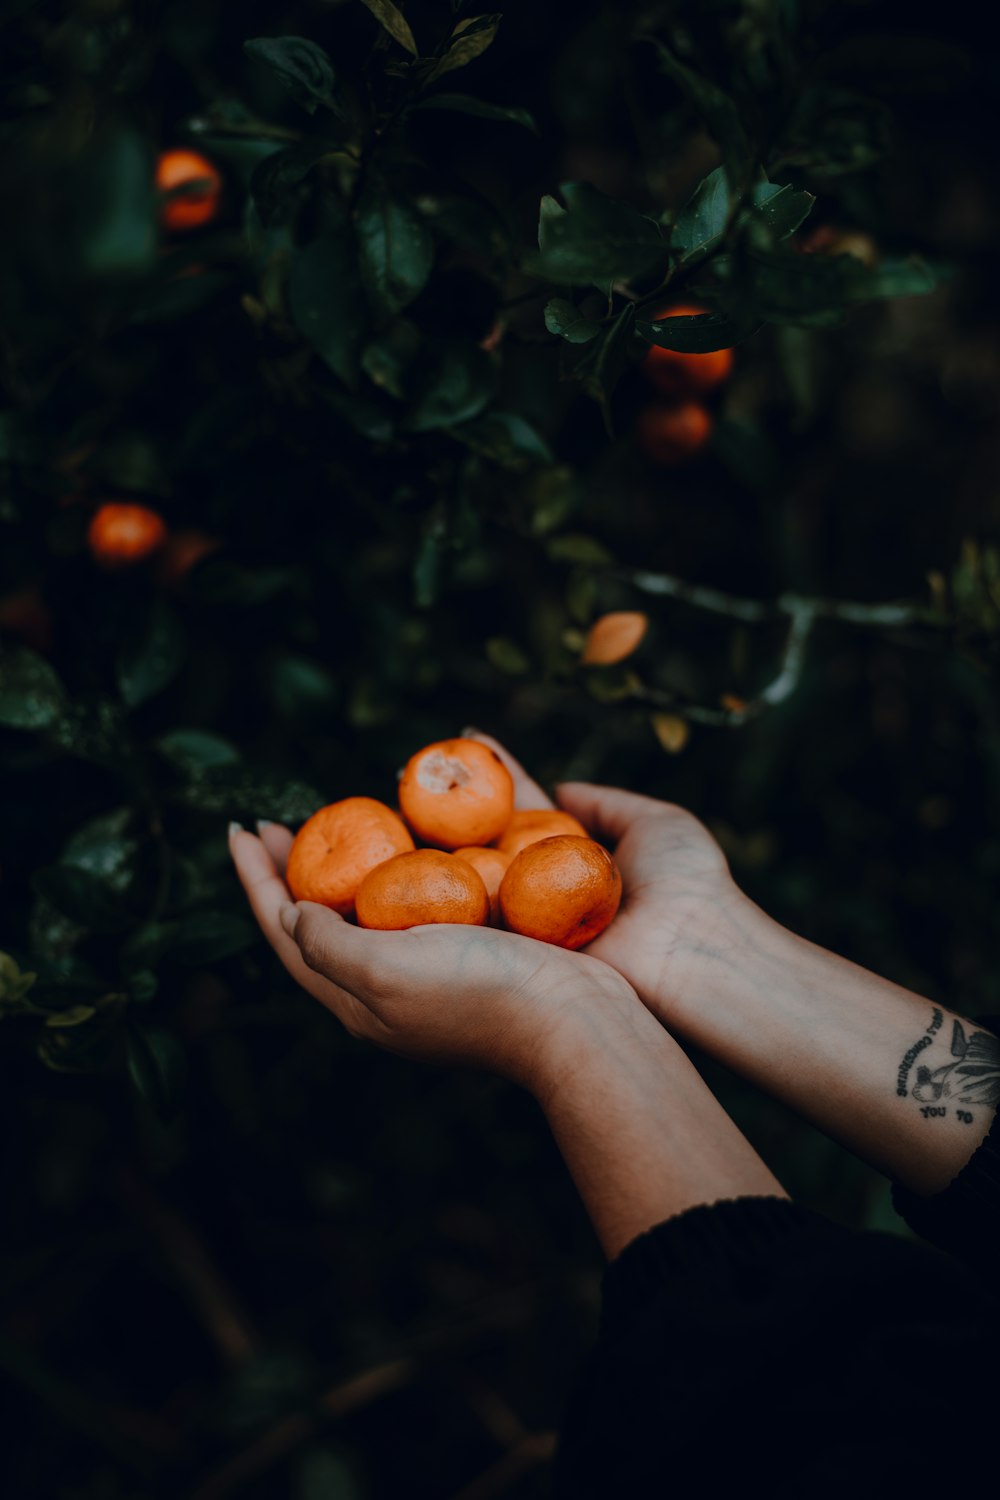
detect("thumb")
[555,782,663,844]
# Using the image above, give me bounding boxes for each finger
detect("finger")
[555,782,663,843]
[229,829,372,1032]
[288,901,400,1009]
[256,820,294,874]
[462,728,553,810]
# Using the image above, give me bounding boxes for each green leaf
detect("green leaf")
[322,386,396,441]
[244,37,338,116]
[32,866,132,933]
[266,653,338,723]
[0,952,37,1009]
[650,41,752,186]
[360,0,418,57]
[547,534,614,567]
[249,144,329,228]
[127,1024,186,1118]
[0,646,66,730]
[116,600,186,709]
[404,341,497,432]
[413,513,448,608]
[428,14,501,82]
[156,728,242,772]
[530,183,666,285]
[773,85,891,180]
[636,309,755,353]
[744,248,935,325]
[670,166,731,265]
[450,411,553,469]
[361,319,422,400]
[752,181,815,242]
[169,911,258,965]
[412,93,536,132]
[62,808,138,891]
[355,178,434,320]
[544,298,602,344]
[79,130,156,277]
[288,211,368,388]
[45,1004,97,1029]
[486,637,530,675]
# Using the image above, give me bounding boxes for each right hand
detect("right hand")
[466,732,756,1016]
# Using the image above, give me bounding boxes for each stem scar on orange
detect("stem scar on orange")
[496,809,588,859]
[499,835,622,950]
[286,797,414,917]
[640,304,734,396]
[355,849,490,930]
[398,738,515,850]
[636,401,712,465]
[155,149,222,233]
[87,503,168,569]
[451,846,512,923]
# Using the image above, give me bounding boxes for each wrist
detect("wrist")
[649,886,775,1023]
[522,973,650,1108]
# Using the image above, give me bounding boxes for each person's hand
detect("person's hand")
[230,822,641,1097]
[465,732,756,1018]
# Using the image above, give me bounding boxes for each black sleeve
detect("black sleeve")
[891,1013,1000,1275]
[553,1196,999,1498]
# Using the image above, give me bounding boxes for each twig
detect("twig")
[626,567,949,630]
[448,1432,557,1500]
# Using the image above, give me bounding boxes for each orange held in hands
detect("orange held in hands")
[286,797,414,916]
[452,846,512,922]
[496,809,588,860]
[87,503,168,569]
[641,305,734,397]
[156,148,222,233]
[582,611,648,666]
[399,738,515,850]
[636,401,712,465]
[499,835,622,951]
[355,849,490,930]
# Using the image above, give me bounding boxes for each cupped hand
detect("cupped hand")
[466,732,751,1013]
[230,821,638,1095]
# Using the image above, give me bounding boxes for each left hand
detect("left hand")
[230,823,640,1095]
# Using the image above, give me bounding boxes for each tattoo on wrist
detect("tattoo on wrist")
[896,1010,1000,1120]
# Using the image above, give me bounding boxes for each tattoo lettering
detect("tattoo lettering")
[896,1007,944,1097]
[912,1020,1000,1108]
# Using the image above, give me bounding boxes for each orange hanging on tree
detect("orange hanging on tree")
[87,503,168,569]
[641,304,734,396]
[636,401,712,465]
[155,148,222,233]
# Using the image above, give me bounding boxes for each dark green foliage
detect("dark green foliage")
[1,2,999,1496]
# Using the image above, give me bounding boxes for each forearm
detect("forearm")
[660,896,999,1194]
[532,995,786,1259]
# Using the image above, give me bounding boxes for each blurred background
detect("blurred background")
[2,1,999,1496]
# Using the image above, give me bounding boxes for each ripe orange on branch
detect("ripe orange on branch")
[156,148,222,233]
[499,836,622,951]
[87,503,167,569]
[355,850,490,930]
[496,809,588,859]
[399,738,515,850]
[636,401,712,465]
[641,304,734,397]
[286,797,414,916]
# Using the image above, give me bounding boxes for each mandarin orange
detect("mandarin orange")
[499,835,622,950]
[286,797,414,916]
[641,304,734,396]
[496,809,588,860]
[452,846,512,923]
[87,503,168,569]
[355,849,489,930]
[398,738,514,850]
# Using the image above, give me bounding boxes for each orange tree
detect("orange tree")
[2,3,1000,1496]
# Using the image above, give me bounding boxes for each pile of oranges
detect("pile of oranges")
[636,303,733,465]
[285,738,623,951]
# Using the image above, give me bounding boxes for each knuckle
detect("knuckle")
[295,913,328,974]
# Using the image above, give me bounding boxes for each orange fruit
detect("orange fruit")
[286,797,415,916]
[496,809,588,860]
[87,502,168,569]
[636,401,712,465]
[499,835,622,951]
[581,611,648,666]
[398,738,515,850]
[355,849,490,930]
[641,305,734,396]
[159,529,220,586]
[452,846,512,922]
[156,149,222,233]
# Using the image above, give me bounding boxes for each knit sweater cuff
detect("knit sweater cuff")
[602,1196,840,1325]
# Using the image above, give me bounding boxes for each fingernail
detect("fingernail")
[461,725,481,738]
[228,821,243,841]
[256,819,274,833]
[279,902,300,938]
